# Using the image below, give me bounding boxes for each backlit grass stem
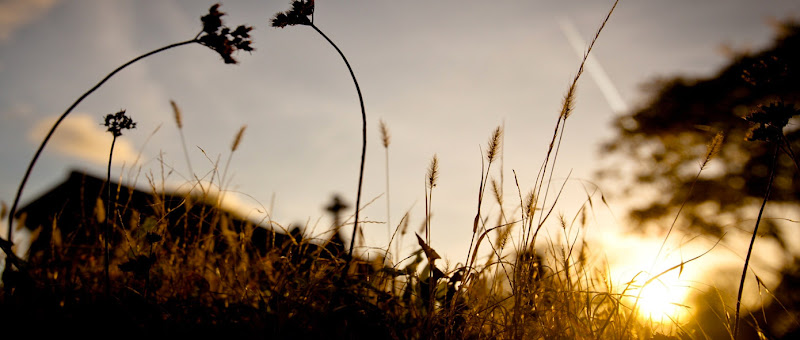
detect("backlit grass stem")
[734,144,778,339]
[380,120,392,246]
[171,100,196,179]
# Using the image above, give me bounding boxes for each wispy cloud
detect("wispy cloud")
[29,113,139,166]
[0,0,59,42]
[559,17,628,114]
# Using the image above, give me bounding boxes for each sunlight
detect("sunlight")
[600,233,700,325]
[626,270,692,324]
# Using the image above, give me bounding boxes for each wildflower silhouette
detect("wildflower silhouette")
[198,4,254,64]
[272,0,368,260]
[101,110,136,297]
[271,0,314,27]
[3,4,253,269]
[103,109,137,137]
[744,101,799,143]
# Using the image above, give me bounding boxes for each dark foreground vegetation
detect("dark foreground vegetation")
[2,1,800,339]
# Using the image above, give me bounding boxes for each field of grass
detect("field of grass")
[1,1,796,339]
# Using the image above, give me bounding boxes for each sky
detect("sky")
[1,0,800,314]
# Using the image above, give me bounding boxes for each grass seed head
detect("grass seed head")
[491,178,503,207]
[427,154,439,189]
[701,132,724,169]
[170,100,183,129]
[380,119,391,148]
[486,126,502,164]
[232,125,246,152]
[524,190,536,217]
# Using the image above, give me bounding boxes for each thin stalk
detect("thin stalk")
[380,120,392,247]
[219,125,246,208]
[531,0,619,251]
[734,144,779,339]
[173,101,195,178]
[105,135,118,298]
[309,24,367,260]
[465,147,498,282]
[382,212,407,269]
[428,185,434,248]
[424,180,430,245]
[4,38,197,247]
[385,142,391,246]
[779,133,800,173]
[179,132,194,177]
[101,109,135,297]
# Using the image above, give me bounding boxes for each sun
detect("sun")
[602,234,699,324]
[630,272,691,323]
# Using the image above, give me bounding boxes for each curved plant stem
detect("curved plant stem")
[310,24,367,261]
[4,39,197,249]
[734,144,779,339]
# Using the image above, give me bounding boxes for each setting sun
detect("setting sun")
[1,0,798,338]
[633,273,691,323]
[602,233,698,325]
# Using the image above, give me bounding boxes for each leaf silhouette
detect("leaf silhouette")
[415,232,440,263]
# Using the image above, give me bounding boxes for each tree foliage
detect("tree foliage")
[600,20,800,243]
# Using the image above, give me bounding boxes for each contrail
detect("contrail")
[559,17,628,114]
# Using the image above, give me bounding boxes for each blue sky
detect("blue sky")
[2,1,800,303]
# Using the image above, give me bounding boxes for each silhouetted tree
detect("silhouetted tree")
[601,19,800,338]
[600,20,800,243]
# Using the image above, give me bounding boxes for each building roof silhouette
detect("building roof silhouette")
[15,169,346,262]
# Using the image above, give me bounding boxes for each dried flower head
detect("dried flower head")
[103,110,136,137]
[170,100,183,129]
[486,126,503,164]
[524,190,536,217]
[272,0,315,28]
[231,125,246,152]
[491,178,503,206]
[744,101,799,142]
[198,4,254,64]
[427,154,439,189]
[701,132,724,170]
[379,119,390,148]
[201,4,224,34]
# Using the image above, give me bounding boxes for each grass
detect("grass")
[1,1,796,339]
